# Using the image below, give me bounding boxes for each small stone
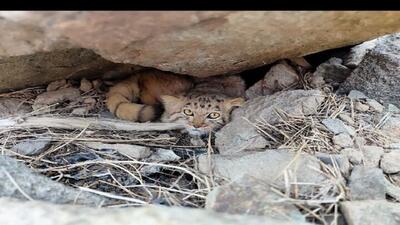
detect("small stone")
[381,151,400,174]
[322,118,356,136]
[387,104,400,114]
[190,137,206,146]
[366,99,384,113]
[92,79,103,90]
[354,101,369,112]
[313,57,351,88]
[388,143,400,149]
[262,61,299,94]
[83,97,97,110]
[338,113,354,125]
[332,133,353,148]
[33,88,82,110]
[0,98,31,119]
[348,90,368,100]
[354,136,366,149]
[82,142,151,159]
[206,176,305,221]
[389,173,400,187]
[309,73,325,89]
[315,153,350,176]
[361,145,384,168]
[140,165,161,176]
[71,107,89,116]
[341,148,363,165]
[79,78,93,92]
[12,139,51,155]
[157,133,171,139]
[349,166,386,200]
[380,115,400,142]
[148,148,181,162]
[245,61,299,98]
[46,79,68,92]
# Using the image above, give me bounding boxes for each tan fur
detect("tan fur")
[106,70,193,122]
[106,69,245,135]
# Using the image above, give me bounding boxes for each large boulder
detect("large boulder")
[0,197,314,225]
[1,11,400,91]
[0,156,106,206]
[338,33,400,106]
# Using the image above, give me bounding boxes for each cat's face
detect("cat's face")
[160,93,245,137]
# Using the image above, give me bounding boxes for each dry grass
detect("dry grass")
[1,126,213,207]
[253,92,391,154]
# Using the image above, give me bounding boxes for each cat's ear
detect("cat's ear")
[160,95,186,113]
[224,97,245,111]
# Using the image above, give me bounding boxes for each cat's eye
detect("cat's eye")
[207,112,220,119]
[183,109,194,116]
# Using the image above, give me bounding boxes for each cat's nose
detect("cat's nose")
[192,121,204,128]
[193,123,203,128]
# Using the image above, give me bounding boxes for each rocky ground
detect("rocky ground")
[2,31,400,225]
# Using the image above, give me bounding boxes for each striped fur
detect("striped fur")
[106,69,245,136]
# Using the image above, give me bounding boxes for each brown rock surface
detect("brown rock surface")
[107,11,400,77]
[1,11,400,91]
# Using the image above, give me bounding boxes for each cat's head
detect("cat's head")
[160,93,245,137]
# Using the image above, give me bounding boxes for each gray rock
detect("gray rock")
[354,136,367,149]
[354,101,369,112]
[313,57,351,88]
[245,61,299,99]
[338,33,400,106]
[197,150,326,195]
[148,148,181,162]
[349,166,386,200]
[338,113,354,125]
[0,156,106,206]
[216,90,324,154]
[366,99,384,113]
[332,133,353,148]
[0,98,31,118]
[71,107,89,116]
[321,118,356,136]
[46,79,69,91]
[341,200,400,225]
[361,146,384,168]
[380,115,400,142]
[79,78,93,92]
[387,104,400,113]
[0,197,314,225]
[206,176,305,221]
[12,138,51,155]
[388,143,400,150]
[341,148,363,165]
[344,38,379,68]
[82,142,151,159]
[315,153,350,176]
[380,151,400,174]
[347,90,368,100]
[33,87,82,110]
